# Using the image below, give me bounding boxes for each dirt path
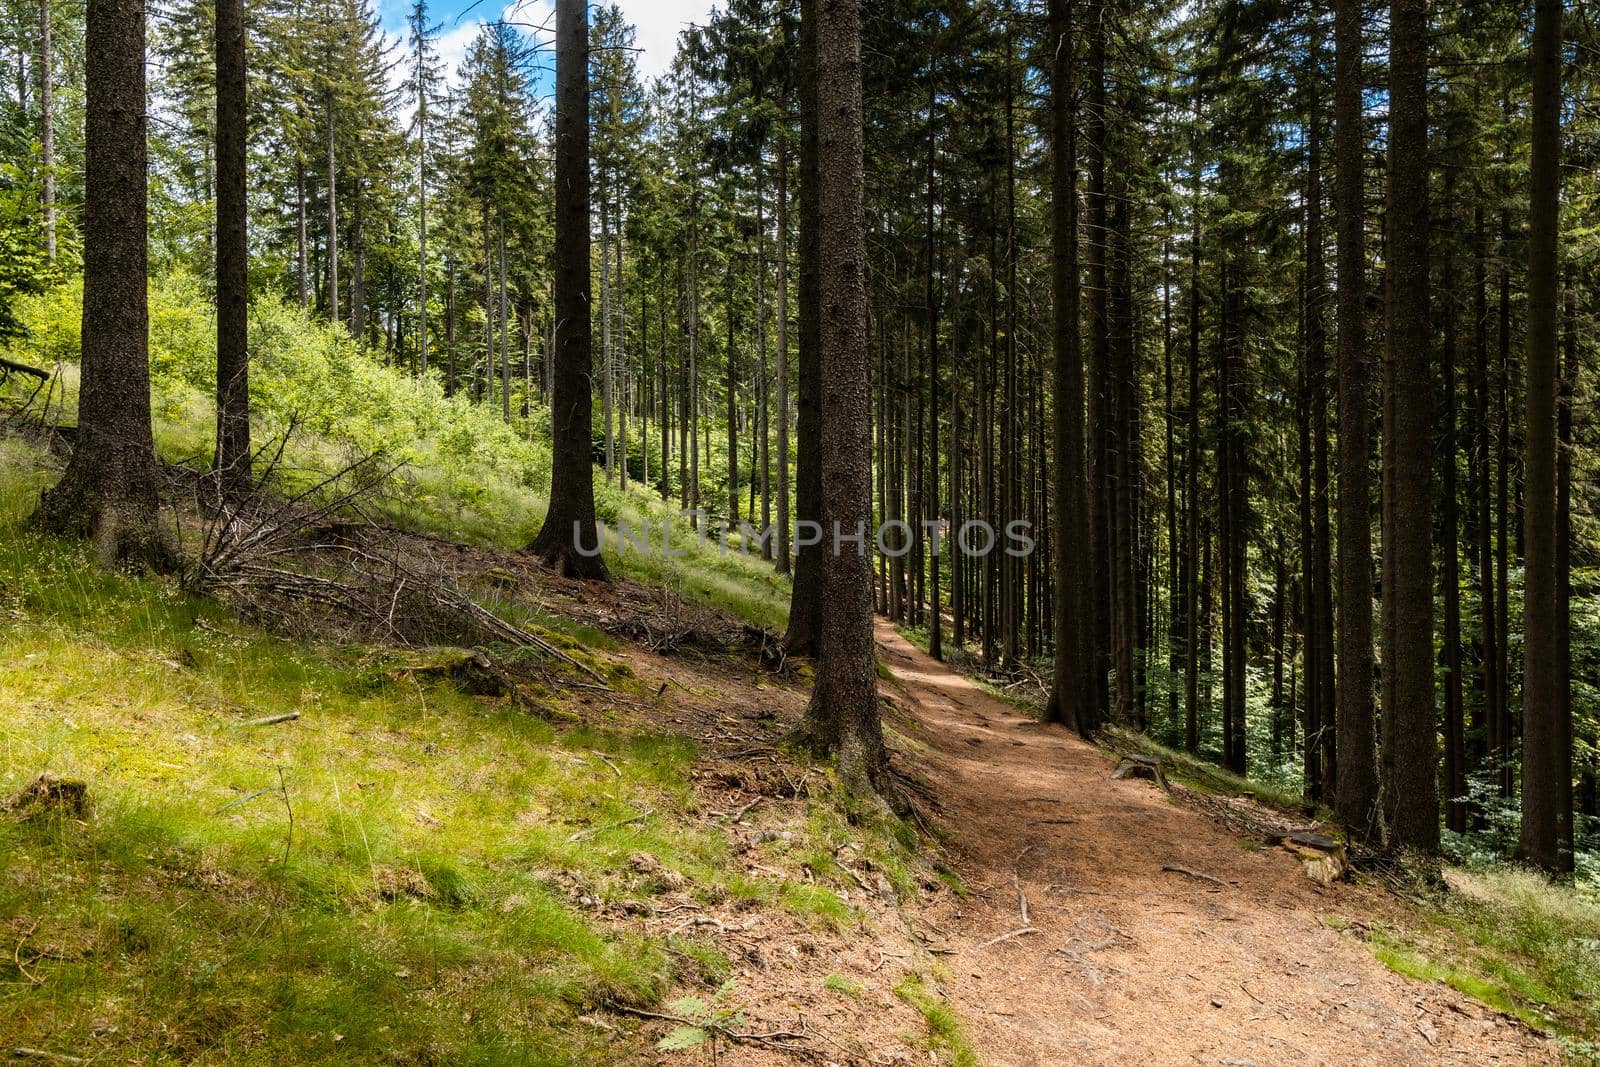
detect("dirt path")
[874,620,1554,1066]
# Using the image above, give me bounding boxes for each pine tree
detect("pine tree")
[1515,0,1569,873]
[33,0,175,571]
[529,0,607,580]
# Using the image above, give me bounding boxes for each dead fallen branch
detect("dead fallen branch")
[244,711,300,727]
[602,1002,813,1055]
[0,356,49,382]
[568,809,654,842]
[975,926,1039,950]
[9,1049,87,1065]
[1161,864,1228,888]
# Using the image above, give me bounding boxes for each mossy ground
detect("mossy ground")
[0,434,928,1063]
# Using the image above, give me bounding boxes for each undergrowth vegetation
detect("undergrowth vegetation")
[0,355,933,1060]
[2,277,790,630]
[1360,865,1600,1055]
[0,510,931,1061]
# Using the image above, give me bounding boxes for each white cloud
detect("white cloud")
[620,0,717,79]
[386,0,716,97]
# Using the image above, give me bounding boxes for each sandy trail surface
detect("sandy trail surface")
[872,619,1553,1066]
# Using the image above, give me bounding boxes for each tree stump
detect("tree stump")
[1279,831,1347,886]
[8,773,91,820]
[389,647,513,698]
[1111,754,1170,791]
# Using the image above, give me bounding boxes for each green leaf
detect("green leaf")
[656,1026,710,1051]
[666,996,710,1017]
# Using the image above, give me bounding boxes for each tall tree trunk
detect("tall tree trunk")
[1184,113,1202,756]
[1163,225,1180,738]
[350,189,366,337]
[951,288,965,648]
[33,0,174,572]
[757,158,771,556]
[661,273,672,499]
[1306,64,1336,800]
[1441,174,1466,835]
[1558,270,1580,831]
[296,158,309,309]
[499,214,510,423]
[445,256,456,393]
[727,267,739,525]
[37,0,53,263]
[784,0,823,654]
[1002,34,1020,667]
[1515,0,1568,872]
[1112,189,1137,727]
[325,87,339,327]
[926,94,943,661]
[416,37,428,378]
[1473,202,1497,818]
[1085,0,1111,723]
[528,0,606,580]
[619,236,629,490]
[1334,0,1377,837]
[601,193,614,478]
[776,132,792,573]
[1299,341,1316,787]
[214,0,249,496]
[1496,246,1512,798]
[788,0,896,807]
[1379,0,1437,852]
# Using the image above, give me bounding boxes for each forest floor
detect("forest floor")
[0,440,1579,1064]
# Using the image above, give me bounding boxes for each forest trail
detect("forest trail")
[872,620,1554,1066]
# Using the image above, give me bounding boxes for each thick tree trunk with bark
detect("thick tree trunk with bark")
[1046,0,1091,734]
[1085,0,1111,724]
[528,0,607,581]
[33,0,174,572]
[784,0,823,654]
[1516,0,1568,872]
[788,0,897,807]
[1379,0,1437,852]
[1334,0,1377,839]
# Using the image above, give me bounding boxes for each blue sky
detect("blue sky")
[378,0,721,93]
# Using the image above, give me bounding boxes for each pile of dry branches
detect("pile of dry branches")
[169,435,606,686]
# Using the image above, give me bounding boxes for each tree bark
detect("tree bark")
[1515,0,1568,872]
[33,0,175,572]
[788,0,897,807]
[325,86,339,327]
[528,0,607,580]
[1333,0,1377,838]
[776,132,792,573]
[1379,0,1437,852]
[783,0,823,654]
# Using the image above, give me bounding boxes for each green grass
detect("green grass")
[1362,867,1600,1052]
[0,427,931,1060]
[893,972,980,1067]
[823,972,863,999]
[0,530,727,1062]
